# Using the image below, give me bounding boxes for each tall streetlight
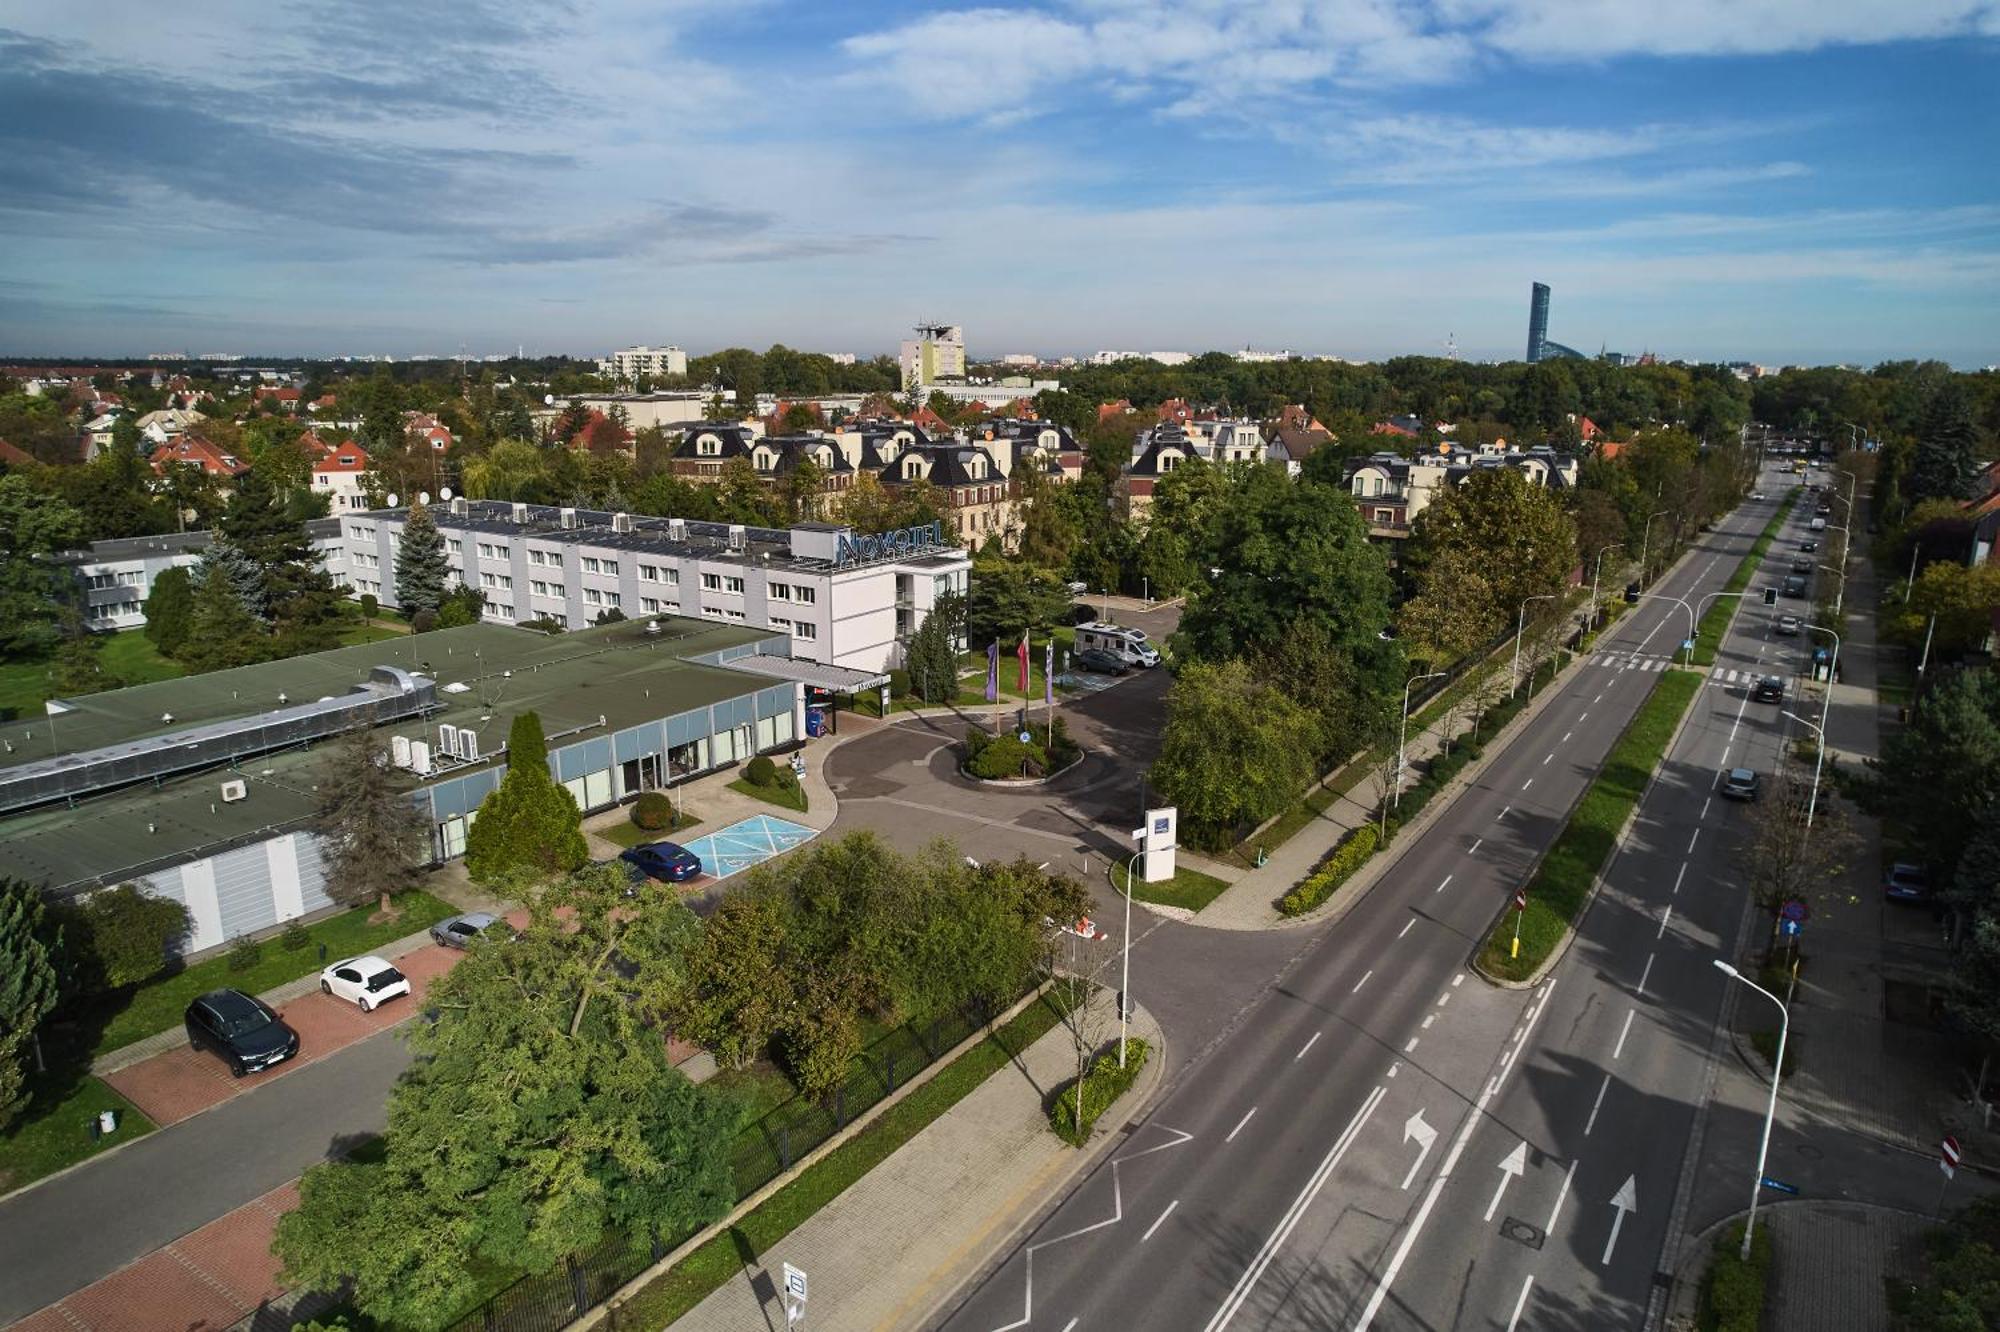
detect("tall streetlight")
[1805,623,1841,774]
[1818,561,1848,619]
[1640,509,1671,585]
[1397,671,1448,808]
[1713,959,1789,1261]
[1590,544,1623,632]
[1512,594,1560,698]
[1118,842,1142,1068]
[1629,591,1698,666]
[1781,710,1826,828]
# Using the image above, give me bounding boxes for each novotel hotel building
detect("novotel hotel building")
[318,501,970,675]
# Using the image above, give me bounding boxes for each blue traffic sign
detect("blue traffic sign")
[1760,1176,1799,1195]
[1780,899,1810,922]
[1780,918,1803,939]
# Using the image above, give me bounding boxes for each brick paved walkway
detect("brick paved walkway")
[1665,1201,1931,1331]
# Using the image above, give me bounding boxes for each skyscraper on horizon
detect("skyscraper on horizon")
[1527,282,1551,362]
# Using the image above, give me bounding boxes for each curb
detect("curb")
[895,1004,1171,1332]
[1659,1199,1935,1331]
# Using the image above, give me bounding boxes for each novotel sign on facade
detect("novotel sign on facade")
[834,521,948,568]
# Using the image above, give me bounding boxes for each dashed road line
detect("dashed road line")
[1397,920,1415,939]
[1142,1201,1179,1243]
[1584,1072,1611,1136]
[1613,1008,1636,1059]
[1436,874,1454,894]
[1295,1033,1321,1061]
[1226,1107,1257,1142]
[1658,905,1674,938]
[1637,952,1656,997]
[1405,1037,1420,1054]
[1469,838,1483,855]
[1352,970,1374,994]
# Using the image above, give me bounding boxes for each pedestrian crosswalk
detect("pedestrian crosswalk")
[1581,651,1674,672]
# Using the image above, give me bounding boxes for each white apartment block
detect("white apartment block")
[58,532,211,631]
[600,345,688,381]
[317,502,970,675]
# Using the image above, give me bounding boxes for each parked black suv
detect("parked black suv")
[185,988,300,1077]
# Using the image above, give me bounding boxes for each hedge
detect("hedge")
[1279,825,1380,916]
[1701,1221,1772,1331]
[1050,1038,1151,1145]
[631,791,675,831]
[745,754,777,787]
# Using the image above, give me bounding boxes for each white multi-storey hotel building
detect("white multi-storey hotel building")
[316,501,970,675]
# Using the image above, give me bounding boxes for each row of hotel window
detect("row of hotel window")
[324,579,819,640]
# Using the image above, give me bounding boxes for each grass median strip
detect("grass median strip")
[1478,668,1702,981]
[616,989,1072,1328]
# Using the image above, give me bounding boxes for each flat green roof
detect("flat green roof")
[0,616,783,890]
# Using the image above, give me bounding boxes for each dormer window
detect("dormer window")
[696,436,720,456]
[904,457,922,480]
[754,449,776,470]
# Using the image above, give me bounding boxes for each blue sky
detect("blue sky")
[1,0,1995,366]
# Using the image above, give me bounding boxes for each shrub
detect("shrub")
[53,884,192,996]
[408,608,438,634]
[632,791,675,831]
[1050,1039,1150,1145]
[280,920,313,952]
[745,754,777,787]
[1701,1221,1772,1332]
[963,725,992,762]
[1279,825,1380,916]
[358,593,378,622]
[774,765,800,793]
[225,934,263,973]
[969,735,1044,779]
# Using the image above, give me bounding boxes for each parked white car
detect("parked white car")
[318,955,412,1012]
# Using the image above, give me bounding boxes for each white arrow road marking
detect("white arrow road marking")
[1204,1086,1386,1332]
[1483,1141,1529,1221]
[1602,1176,1639,1265]
[1400,1110,1439,1190]
[988,1123,1195,1331]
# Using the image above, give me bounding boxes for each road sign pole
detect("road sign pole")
[1511,889,1526,959]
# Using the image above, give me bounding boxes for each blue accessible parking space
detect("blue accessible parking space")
[681,813,818,881]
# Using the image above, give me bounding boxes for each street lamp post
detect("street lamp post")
[1629,592,1698,666]
[1781,709,1826,828]
[1805,624,1841,791]
[1713,959,1789,1261]
[1918,612,1938,679]
[1398,671,1448,809]
[1119,845,1142,1068]
[1512,595,1560,698]
[1591,544,1623,632]
[1640,509,1671,584]
[1905,542,1922,604]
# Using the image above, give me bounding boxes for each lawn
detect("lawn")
[1121,864,1232,913]
[0,1076,155,1195]
[336,621,406,646]
[1478,669,1702,981]
[597,809,702,847]
[727,776,808,813]
[82,888,458,1059]
[616,989,1072,1328]
[0,632,186,719]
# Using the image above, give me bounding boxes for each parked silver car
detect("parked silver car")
[430,911,503,949]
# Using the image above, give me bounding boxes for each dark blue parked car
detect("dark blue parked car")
[621,840,703,883]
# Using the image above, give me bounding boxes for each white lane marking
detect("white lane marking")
[1584,1072,1612,1136]
[1142,1200,1179,1243]
[1613,1008,1636,1059]
[1542,753,1553,766]
[1405,1037,1420,1053]
[1437,992,1451,1007]
[1422,1014,1436,1030]
[1060,1320,1078,1332]
[1352,970,1374,994]
[1702,796,1712,819]
[1356,980,1561,1330]
[1295,1032,1321,1061]
[1658,905,1674,938]
[1436,874,1454,894]
[1523,778,1534,791]
[1637,953,1655,997]
[1469,838,1483,855]
[1562,730,1573,743]
[1686,828,1700,854]
[1398,920,1415,939]
[1579,712,1589,721]
[1505,1275,1535,1332]
[1498,805,1512,820]
[1546,1158,1578,1235]
[1226,1107,1257,1143]
[1594,690,1605,701]
[1453,974,1465,988]
[1205,1086,1387,1332]
[1673,863,1687,895]
[1387,1062,1400,1078]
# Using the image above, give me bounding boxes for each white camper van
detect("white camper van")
[1074,621,1161,668]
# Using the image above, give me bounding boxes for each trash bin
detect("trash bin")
[805,706,827,738]
[97,1109,117,1136]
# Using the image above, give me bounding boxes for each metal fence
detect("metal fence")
[446,997,1002,1332]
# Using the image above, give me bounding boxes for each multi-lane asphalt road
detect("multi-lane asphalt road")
[939,475,1810,1331]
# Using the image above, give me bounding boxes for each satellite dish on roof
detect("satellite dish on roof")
[386,492,400,508]
[440,486,453,500]
[418,491,431,506]
[544,393,556,405]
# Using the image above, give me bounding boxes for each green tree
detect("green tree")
[1858,669,2000,884]
[0,879,59,1131]
[142,565,196,656]
[964,560,1068,648]
[49,612,117,696]
[462,712,588,884]
[394,499,449,614]
[178,562,269,671]
[1397,547,1503,664]
[1251,617,1380,771]
[676,889,792,1070]
[219,468,341,652]
[315,729,430,915]
[52,884,191,996]
[1888,1193,2000,1330]
[274,867,730,1331]
[0,474,84,657]
[1405,467,1577,642]
[192,537,266,622]
[903,590,964,704]
[1149,659,1319,849]
[461,440,549,500]
[434,582,484,629]
[1909,381,1982,504]
[1885,563,2000,657]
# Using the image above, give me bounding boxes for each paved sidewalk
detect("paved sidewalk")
[664,1004,1168,1332]
[1664,1201,1931,1332]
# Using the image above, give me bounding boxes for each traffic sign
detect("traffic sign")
[1018,730,1032,743]
[1780,899,1810,923]
[1513,889,1527,912]
[1779,918,1802,939]
[1942,1136,1962,1179]
[1761,1176,1799,1195]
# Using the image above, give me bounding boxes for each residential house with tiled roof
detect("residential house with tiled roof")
[874,441,1018,548]
[0,438,32,469]
[974,419,1083,484]
[671,424,759,479]
[150,435,248,481]
[306,435,373,512]
[253,387,302,411]
[404,411,453,452]
[1264,405,1333,477]
[137,408,205,447]
[1341,442,1579,545]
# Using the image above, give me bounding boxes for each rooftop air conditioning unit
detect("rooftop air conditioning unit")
[458,730,479,761]
[410,740,433,776]
[450,496,468,516]
[727,524,746,552]
[391,735,413,769]
[511,502,528,524]
[220,779,247,803]
[559,508,578,529]
[668,519,687,542]
[612,512,633,533]
[438,723,460,757]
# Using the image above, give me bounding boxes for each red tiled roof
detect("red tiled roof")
[151,437,248,478]
[0,438,32,467]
